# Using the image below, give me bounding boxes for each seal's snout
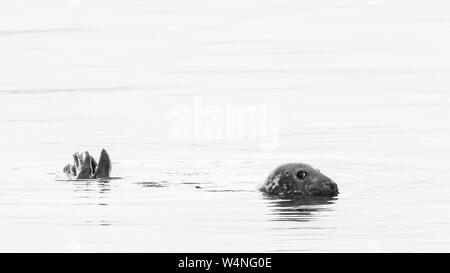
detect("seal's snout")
[307,176,339,196]
[328,180,339,196]
[320,179,339,196]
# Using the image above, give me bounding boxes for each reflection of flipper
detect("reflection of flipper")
[94,149,111,178]
[76,152,94,179]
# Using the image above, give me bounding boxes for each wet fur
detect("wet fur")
[260,163,339,196]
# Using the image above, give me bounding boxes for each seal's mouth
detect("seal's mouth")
[309,190,338,197]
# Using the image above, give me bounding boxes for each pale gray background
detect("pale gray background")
[0,0,449,252]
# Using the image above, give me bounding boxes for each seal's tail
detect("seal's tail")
[94,149,111,178]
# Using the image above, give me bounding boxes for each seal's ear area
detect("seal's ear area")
[94,149,111,179]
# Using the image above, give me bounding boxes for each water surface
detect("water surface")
[1,0,450,252]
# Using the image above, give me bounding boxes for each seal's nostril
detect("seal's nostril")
[324,181,338,194]
[330,182,339,194]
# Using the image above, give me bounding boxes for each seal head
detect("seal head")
[260,163,339,196]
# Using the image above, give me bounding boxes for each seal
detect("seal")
[259,163,339,196]
[63,149,111,179]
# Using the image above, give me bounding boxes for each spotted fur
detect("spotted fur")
[259,163,339,196]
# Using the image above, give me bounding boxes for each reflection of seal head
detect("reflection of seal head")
[259,163,339,196]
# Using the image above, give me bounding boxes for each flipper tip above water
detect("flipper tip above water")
[94,149,111,179]
[76,151,94,179]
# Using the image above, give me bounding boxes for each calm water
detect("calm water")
[1,0,450,252]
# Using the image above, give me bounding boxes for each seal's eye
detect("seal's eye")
[296,171,307,179]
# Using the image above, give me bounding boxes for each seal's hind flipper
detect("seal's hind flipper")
[73,153,80,173]
[76,151,94,179]
[94,149,111,178]
[91,157,98,174]
[63,164,71,174]
[63,164,77,176]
